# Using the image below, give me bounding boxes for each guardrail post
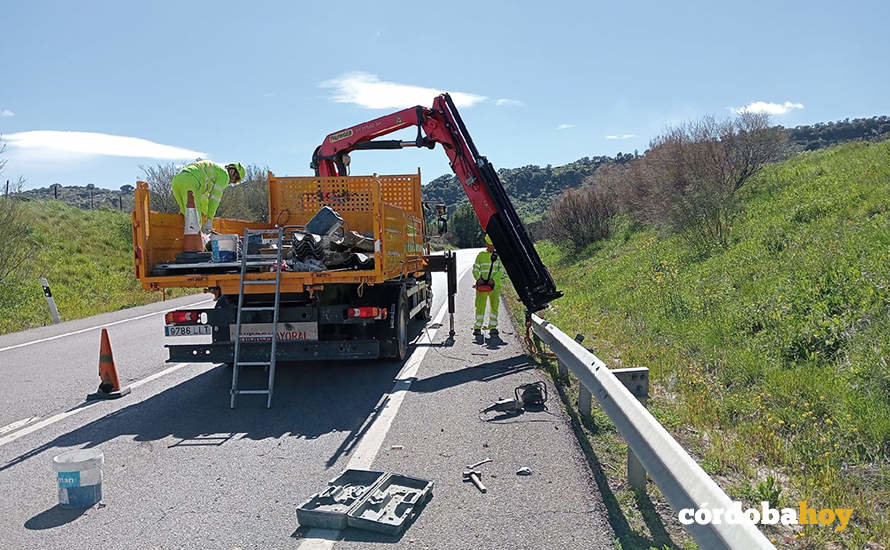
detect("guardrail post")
[578,385,592,417]
[530,315,776,549]
[613,367,650,491]
[556,358,569,378]
[558,334,585,379]
[573,334,593,416]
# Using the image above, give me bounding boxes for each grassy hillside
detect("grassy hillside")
[0,201,186,334]
[532,141,890,548]
[17,184,133,211]
[421,115,890,228]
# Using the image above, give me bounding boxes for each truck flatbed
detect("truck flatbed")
[132,172,426,295]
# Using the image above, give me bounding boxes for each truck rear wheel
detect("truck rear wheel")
[381,289,409,361]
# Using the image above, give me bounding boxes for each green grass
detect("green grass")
[527,141,890,548]
[0,201,189,335]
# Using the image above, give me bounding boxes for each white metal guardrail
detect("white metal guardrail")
[530,314,775,550]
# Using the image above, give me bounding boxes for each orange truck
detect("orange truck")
[133,171,451,365]
[132,93,560,381]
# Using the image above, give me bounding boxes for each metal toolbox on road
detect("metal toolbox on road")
[296,469,386,530]
[346,473,434,535]
[296,470,433,535]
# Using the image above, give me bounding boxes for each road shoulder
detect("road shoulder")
[331,276,615,549]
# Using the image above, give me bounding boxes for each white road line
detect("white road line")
[0,404,99,449]
[0,417,40,436]
[0,362,191,448]
[0,298,214,353]
[129,361,192,389]
[297,261,472,550]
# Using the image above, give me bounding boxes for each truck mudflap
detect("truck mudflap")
[166,340,381,363]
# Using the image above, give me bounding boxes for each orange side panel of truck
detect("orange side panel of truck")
[132,172,426,296]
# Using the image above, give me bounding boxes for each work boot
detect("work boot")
[473,328,482,336]
[489,328,499,336]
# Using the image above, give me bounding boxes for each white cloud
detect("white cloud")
[1,109,14,117]
[321,72,488,109]
[732,101,804,115]
[3,130,205,160]
[495,98,523,107]
[605,134,636,140]
[556,123,576,130]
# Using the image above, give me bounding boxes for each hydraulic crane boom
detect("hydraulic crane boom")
[312,93,562,312]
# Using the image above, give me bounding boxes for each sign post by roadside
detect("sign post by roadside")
[40,277,62,324]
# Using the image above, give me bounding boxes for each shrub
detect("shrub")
[605,113,786,251]
[0,142,32,285]
[0,186,31,284]
[140,162,181,214]
[542,185,615,250]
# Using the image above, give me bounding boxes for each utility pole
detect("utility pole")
[4,180,8,196]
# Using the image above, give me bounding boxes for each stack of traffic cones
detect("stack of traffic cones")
[175,190,211,263]
[182,190,203,252]
[86,329,131,400]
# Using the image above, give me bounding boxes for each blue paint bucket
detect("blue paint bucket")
[210,234,238,262]
[53,449,103,508]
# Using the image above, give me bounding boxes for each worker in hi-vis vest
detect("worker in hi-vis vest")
[472,234,504,337]
[171,161,245,229]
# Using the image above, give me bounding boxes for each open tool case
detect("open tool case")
[296,469,433,535]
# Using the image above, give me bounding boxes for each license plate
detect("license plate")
[231,322,318,342]
[165,325,212,337]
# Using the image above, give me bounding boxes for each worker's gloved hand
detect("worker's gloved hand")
[201,219,213,233]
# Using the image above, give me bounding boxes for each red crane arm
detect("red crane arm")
[310,94,561,312]
[313,105,422,171]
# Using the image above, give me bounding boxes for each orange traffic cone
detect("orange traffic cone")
[86,329,131,400]
[182,190,203,252]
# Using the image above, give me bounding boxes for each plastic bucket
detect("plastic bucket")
[210,234,238,262]
[53,449,103,508]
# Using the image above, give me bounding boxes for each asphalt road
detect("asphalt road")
[0,249,614,549]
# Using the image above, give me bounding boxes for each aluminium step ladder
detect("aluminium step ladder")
[230,227,285,408]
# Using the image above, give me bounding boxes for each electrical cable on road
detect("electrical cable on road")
[477,381,560,423]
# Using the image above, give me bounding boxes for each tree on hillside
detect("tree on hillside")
[140,162,181,213]
[0,141,32,284]
[119,184,135,212]
[621,113,786,250]
[788,115,890,151]
[446,203,484,248]
[141,161,270,221]
[216,165,269,222]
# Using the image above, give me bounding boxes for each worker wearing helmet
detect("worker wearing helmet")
[171,160,245,229]
[472,234,504,337]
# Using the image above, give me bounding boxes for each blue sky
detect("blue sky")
[1,0,888,190]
